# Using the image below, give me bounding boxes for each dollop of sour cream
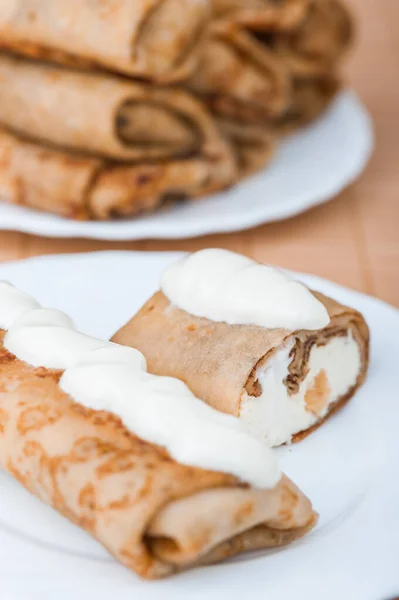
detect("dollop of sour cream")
[161,249,330,331]
[0,281,280,490]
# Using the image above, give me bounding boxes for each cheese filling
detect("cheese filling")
[240,333,361,446]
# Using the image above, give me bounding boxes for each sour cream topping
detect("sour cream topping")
[161,249,330,331]
[0,281,280,489]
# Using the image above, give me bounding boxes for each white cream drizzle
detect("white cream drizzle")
[161,249,330,331]
[0,281,40,329]
[0,281,280,489]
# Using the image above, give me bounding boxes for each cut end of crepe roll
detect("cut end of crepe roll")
[116,101,199,157]
[216,118,277,176]
[187,28,291,123]
[0,281,317,578]
[273,76,341,134]
[113,249,369,447]
[240,323,363,446]
[255,0,354,77]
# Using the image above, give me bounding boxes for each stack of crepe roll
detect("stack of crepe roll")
[0,249,369,578]
[0,0,353,220]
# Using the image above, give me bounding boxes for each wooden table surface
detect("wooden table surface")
[0,0,398,307]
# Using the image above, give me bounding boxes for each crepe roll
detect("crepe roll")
[113,249,369,447]
[0,282,316,579]
[216,117,277,176]
[0,0,210,82]
[213,0,311,31]
[0,54,228,163]
[273,76,341,133]
[187,28,291,124]
[0,125,235,220]
[254,0,354,77]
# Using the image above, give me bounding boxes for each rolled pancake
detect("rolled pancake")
[113,290,369,447]
[213,0,310,31]
[216,117,277,176]
[0,54,224,162]
[0,332,316,579]
[148,479,315,566]
[0,126,235,220]
[0,0,210,82]
[186,27,290,124]
[272,76,341,134]
[253,0,354,77]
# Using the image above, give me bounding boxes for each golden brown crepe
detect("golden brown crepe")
[0,122,236,220]
[213,0,311,31]
[253,0,354,78]
[0,0,211,82]
[188,0,350,130]
[112,289,369,445]
[0,53,231,163]
[186,27,291,125]
[216,117,277,176]
[0,333,317,579]
[272,76,341,133]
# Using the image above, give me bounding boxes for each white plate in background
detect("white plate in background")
[0,251,397,600]
[0,90,373,241]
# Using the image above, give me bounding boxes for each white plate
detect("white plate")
[0,251,397,600]
[0,90,373,241]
